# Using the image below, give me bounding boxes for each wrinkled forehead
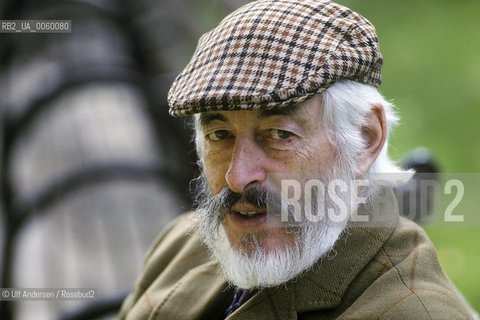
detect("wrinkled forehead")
[198,106,296,126]
[195,94,324,130]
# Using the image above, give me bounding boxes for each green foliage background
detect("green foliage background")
[337,0,480,172]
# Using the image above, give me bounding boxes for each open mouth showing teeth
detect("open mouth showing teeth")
[239,211,259,217]
[229,208,268,230]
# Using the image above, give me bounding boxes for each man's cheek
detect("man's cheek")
[203,172,226,196]
[203,164,230,195]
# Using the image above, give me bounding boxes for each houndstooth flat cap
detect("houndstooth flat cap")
[168,0,383,117]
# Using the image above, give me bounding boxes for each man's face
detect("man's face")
[199,96,336,251]
[194,96,352,288]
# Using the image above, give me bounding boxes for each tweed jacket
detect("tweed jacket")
[120,200,475,319]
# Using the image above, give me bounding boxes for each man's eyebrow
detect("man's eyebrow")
[199,105,300,127]
[258,105,300,119]
[199,113,228,127]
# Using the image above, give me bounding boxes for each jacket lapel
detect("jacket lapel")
[150,260,233,319]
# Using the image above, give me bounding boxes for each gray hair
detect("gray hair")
[322,80,405,175]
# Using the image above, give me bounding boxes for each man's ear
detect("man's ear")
[357,104,387,175]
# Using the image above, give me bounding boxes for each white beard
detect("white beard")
[194,173,356,289]
[198,213,347,289]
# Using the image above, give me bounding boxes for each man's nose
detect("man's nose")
[225,137,267,193]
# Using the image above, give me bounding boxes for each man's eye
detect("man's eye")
[207,130,230,141]
[269,129,294,140]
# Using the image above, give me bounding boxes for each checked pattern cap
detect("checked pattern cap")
[168,0,383,117]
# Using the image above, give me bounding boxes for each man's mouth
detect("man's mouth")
[226,201,269,231]
[227,210,268,232]
[235,211,265,218]
[230,201,266,218]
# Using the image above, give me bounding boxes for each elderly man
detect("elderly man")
[120,0,476,319]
